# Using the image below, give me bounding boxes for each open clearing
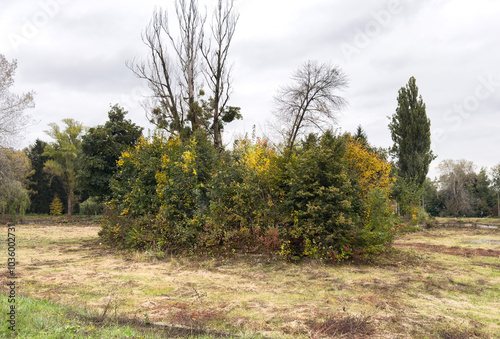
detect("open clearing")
[1,222,499,338]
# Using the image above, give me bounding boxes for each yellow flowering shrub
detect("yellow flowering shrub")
[344,137,394,203]
[109,134,165,217]
[101,129,397,260]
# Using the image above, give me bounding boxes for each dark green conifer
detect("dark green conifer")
[389,76,435,214]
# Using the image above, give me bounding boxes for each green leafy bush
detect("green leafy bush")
[100,130,397,262]
[353,188,396,255]
[282,131,360,258]
[209,138,283,229]
[79,197,104,216]
[109,133,166,217]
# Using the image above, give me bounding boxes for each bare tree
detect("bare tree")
[0,54,35,146]
[200,0,240,150]
[438,159,476,217]
[127,0,204,137]
[0,58,34,214]
[169,0,205,130]
[273,60,348,151]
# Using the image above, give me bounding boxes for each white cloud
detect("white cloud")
[0,0,498,174]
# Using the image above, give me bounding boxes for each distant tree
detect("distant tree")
[0,147,32,217]
[353,125,368,144]
[43,119,85,216]
[6,149,32,186]
[491,163,500,217]
[80,105,143,201]
[471,168,495,217]
[25,139,49,213]
[0,54,35,146]
[0,180,30,218]
[49,196,63,216]
[389,76,435,214]
[422,178,445,217]
[79,197,104,216]
[273,60,348,152]
[438,159,476,217]
[200,0,241,150]
[24,139,67,214]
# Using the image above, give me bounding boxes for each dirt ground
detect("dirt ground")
[1,223,499,338]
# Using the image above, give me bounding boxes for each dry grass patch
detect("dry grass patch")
[307,314,375,338]
[397,228,500,249]
[1,223,499,338]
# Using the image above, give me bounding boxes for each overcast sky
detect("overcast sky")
[1,0,499,178]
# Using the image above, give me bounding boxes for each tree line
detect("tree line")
[424,160,500,218]
[20,106,143,216]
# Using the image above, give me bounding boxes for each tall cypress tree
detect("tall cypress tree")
[24,139,67,214]
[389,76,435,214]
[25,140,50,214]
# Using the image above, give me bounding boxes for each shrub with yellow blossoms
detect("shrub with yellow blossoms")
[101,129,398,260]
[344,136,394,203]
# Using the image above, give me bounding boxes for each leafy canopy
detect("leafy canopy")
[43,118,86,216]
[80,105,143,201]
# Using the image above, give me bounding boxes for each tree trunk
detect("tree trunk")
[213,118,222,151]
[213,80,222,150]
[67,190,72,217]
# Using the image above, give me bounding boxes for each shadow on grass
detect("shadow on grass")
[0,295,247,339]
[307,314,375,338]
[75,311,235,338]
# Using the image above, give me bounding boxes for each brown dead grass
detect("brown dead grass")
[396,242,500,257]
[1,223,499,338]
[307,314,375,338]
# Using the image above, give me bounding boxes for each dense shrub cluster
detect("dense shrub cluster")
[79,197,105,216]
[99,130,396,261]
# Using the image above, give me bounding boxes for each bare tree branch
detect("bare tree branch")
[0,54,35,147]
[127,1,204,138]
[200,0,239,150]
[273,60,348,152]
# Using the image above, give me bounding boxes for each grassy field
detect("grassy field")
[1,220,499,338]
